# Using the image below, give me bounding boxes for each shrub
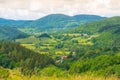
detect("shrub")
[0,67,9,78]
[40,65,67,77]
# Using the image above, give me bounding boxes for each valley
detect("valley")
[0,14,120,80]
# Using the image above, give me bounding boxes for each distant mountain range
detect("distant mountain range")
[0,14,105,33]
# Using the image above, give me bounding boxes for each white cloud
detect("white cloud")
[0,0,119,20]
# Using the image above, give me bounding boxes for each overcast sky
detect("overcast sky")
[0,0,119,20]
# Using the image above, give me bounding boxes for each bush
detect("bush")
[40,65,67,77]
[69,61,90,74]
[105,65,120,77]
[0,67,9,78]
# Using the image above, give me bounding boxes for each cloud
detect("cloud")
[109,0,120,10]
[0,0,119,20]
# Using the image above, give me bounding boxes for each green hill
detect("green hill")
[0,42,54,75]
[0,18,32,28]
[28,14,104,32]
[70,17,120,46]
[0,14,105,33]
[0,26,27,40]
[73,14,104,22]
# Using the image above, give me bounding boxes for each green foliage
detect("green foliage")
[40,65,67,77]
[0,67,9,78]
[0,54,15,69]
[69,61,89,74]
[68,51,120,77]
[0,42,54,75]
[69,17,120,47]
[0,26,27,40]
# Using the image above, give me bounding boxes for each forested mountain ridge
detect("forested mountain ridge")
[28,14,105,31]
[0,14,105,33]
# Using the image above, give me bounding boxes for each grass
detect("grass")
[55,51,70,55]
[21,44,35,50]
[16,36,39,44]
[72,37,93,45]
[7,69,119,80]
[9,75,119,80]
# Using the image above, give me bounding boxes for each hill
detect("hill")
[28,14,77,32]
[70,17,120,46]
[0,42,54,75]
[0,14,105,33]
[28,14,105,32]
[0,18,32,28]
[0,26,27,40]
[73,14,104,22]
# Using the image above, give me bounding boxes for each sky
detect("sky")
[0,0,119,20]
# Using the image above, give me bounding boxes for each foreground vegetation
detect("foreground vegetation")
[0,68,119,80]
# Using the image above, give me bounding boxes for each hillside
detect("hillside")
[0,42,54,75]
[70,17,120,46]
[0,26,27,40]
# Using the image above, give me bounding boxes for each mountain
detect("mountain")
[0,18,32,28]
[73,14,105,23]
[28,14,78,31]
[28,14,105,32]
[0,26,27,40]
[0,14,105,33]
[70,16,120,46]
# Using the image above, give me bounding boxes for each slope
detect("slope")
[0,26,27,40]
[70,16,120,46]
[0,18,32,28]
